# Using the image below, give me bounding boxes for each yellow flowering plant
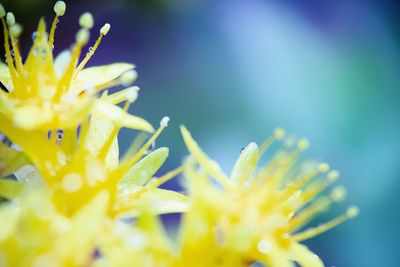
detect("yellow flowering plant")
[0,2,358,267]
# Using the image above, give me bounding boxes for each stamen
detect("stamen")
[75,23,110,74]
[105,86,139,104]
[119,117,169,174]
[100,23,110,35]
[48,1,66,48]
[317,163,329,173]
[293,206,359,241]
[119,69,137,85]
[147,165,184,189]
[54,1,66,16]
[6,12,15,26]
[57,28,90,96]
[259,127,286,156]
[297,138,310,151]
[9,23,24,73]
[79,12,94,29]
[9,23,22,38]
[0,8,17,85]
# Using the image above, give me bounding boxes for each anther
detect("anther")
[274,127,286,140]
[346,206,359,218]
[10,23,22,38]
[79,12,94,29]
[119,69,137,85]
[6,12,15,26]
[125,88,138,103]
[297,137,310,151]
[54,1,66,16]
[327,170,340,182]
[160,116,170,128]
[75,28,90,45]
[317,163,330,173]
[100,23,110,35]
[330,186,346,202]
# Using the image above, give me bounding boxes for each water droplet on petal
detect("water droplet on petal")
[32,31,38,41]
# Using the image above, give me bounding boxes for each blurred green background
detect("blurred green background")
[2,0,400,266]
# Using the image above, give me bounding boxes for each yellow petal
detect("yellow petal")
[230,141,259,184]
[0,178,24,199]
[180,125,230,187]
[13,105,54,129]
[0,203,20,241]
[117,188,189,217]
[0,143,31,176]
[84,115,119,169]
[73,63,134,90]
[92,101,154,132]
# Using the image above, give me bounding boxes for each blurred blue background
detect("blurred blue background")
[3,0,400,266]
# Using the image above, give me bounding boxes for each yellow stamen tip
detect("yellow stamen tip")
[297,137,310,151]
[318,163,330,173]
[274,127,286,139]
[160,116,170,128]
[75,28,90,45]
[0,4,5,18]
[100,23,111,35]
[330,185,346,202]
[54,1,66,16]
[10,23,23,38]
[327,170,340,182]
[119,69,137,85]
[346,206,359,218]
[125,88,138,103]
[6,12,15,26]
[79,12,94,29]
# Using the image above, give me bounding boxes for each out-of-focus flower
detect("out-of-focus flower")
[0,185,109,267]
[175,126,359,267]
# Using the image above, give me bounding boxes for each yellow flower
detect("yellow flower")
[0,185,109,267]
[176,126,359,267]
[0,1,150,133]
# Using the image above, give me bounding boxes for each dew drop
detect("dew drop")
[257,240,272,254]
[32,31,38,41]
[144,141,156,155]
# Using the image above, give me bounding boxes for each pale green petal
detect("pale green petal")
[70,191,109,264]
[0,178,24,199]
[118,188,189,217]
[0,203,20,241]
[13,105,54,129]
[119,147,169,187]
[0,143,31,176]
[0,92,13,115]
[73,63,134,89]
[230,142,259,184]
[53,50,71,77]
[180,125,229,186]
[92,101,154,132]
[84,115,119,169]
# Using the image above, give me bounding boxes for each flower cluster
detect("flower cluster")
[0,2,358,267]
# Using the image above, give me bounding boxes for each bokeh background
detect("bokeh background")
[2,0,400,266]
